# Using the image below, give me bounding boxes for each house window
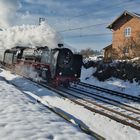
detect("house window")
[124,27,131,37]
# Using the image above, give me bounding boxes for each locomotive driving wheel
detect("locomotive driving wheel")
[63,81,70,88]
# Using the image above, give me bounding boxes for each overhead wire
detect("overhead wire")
[59,22,109,32]
[65,0,137,21]
[65,32,112,38]
[35,1,140,38]
[55,0,140,35]
[64,30,140,38]
[50,0,134,28]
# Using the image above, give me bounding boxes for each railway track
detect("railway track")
[49,87,140,130]
[78,82,140,103]
[38,83,140,131]
[69,86,140,114]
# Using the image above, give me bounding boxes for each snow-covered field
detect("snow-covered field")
[0,73,93,140]
[0,67,140,140]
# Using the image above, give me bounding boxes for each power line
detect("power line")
[66,0,133,20]
[59,22,109,32]
[56,1,140,33]
[50,1,132,28]
[65,33,112,38]
[64,30,140,38]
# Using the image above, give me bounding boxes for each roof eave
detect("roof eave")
[106,10,140,30]
[107,25,112,29]
[107,10,128,29]
[103,44,112,50]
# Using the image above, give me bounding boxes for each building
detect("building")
[104,11,140,61]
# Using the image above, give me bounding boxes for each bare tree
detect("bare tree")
[112,36,140,60]
[80,48,101,58]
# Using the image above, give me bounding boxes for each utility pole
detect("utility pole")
[39,18,45,25]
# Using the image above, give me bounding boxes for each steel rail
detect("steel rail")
[69,86,140,114]
[41,84,140,131]
[78,82,140,103]
[59,87,140,123]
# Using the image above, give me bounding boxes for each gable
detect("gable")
[107,11,140,30]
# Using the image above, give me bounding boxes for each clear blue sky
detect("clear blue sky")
[1,0,140,51]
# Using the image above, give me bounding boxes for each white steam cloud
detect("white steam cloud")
[0,0,19,28]
[0,22,63,49]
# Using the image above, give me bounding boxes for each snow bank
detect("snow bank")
[0,22,63,50]
[0,76,92,140]
[81,67,140,97]
[80,66,96,81]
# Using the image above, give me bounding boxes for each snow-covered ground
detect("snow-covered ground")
[0,73,93,140]
[81,66,140,97]
[0,67,140,140]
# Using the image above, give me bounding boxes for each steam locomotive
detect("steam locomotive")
[2,44,82,86]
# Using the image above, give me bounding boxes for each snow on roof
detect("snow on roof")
[0,22,63,50]
[133,12,140,18]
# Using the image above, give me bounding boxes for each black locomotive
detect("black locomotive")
[3,45,82,86]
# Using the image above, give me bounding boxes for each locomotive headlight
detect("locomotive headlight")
[59,72,62,75]
[74,74,77,77]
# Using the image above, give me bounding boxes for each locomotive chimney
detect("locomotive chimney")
[58,44,63,48]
